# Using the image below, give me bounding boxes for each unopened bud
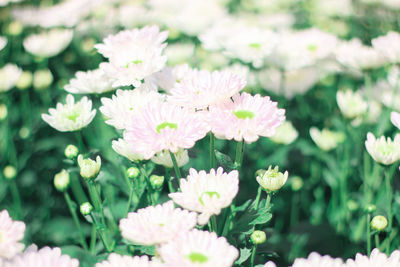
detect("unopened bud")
[54,169,70,192]
[126,167,140,179]
[77,155,101,180]
[250,230,266,245]
[150,175,164,190]
[0,104,7,121]
[371,215,388,231]
[290,176,303,192]
[3,165,17,180]
[256,166,288,192]
[19,127,30,139]
[33,69,53,90]
[16,71,33,90]
[65,145,79,159]
[80,202,93,215]
[6,21,23,36]
[365,204,376,213]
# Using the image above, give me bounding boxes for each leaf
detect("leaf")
[235,247,252,265]
[61,245,98,266]
[136,245,155,256]
[231,200,272,235]
[215,150,236,171]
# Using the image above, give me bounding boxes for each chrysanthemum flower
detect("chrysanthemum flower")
[96,253,163,267]
[111,139,145,162]
[154,64,196,93]
[151,149,189,168]
[124,102,209,159]
[345,248,400,267]
[310,127,345,151]
[42,94,96,132]
[23,29,73,58]
[263,261,277,267]
[0,210,25,259]
[96,26,168,87]
[372,31,400,64]
[0,63,22,92]
[208,92,285,143]
[391,112,400,130]
[169,167,239,225]
[12,246,79,267]
[336,89,368,119]
[100,89,164,130]
[270,121,298,145]
[292,252,344,267]
[119,201,197,246]
[365,132,400,165]
[64,69,114,94]
[168,70,246,110]
[158,229,239,267]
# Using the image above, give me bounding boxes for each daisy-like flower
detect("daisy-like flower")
[119,201,197,246]
[154,64,196,93]
[0,210,25,259]
[23,29,73,58]
[270,121,298,145]
[310,127,345,151]
[112,139,145,162]
[208,92,285,143]
[169,167,239,225]
[12,246,79,267]
[336,89,368,119]
[346,248,400,267]
[372,31,400,64]
[391,112,400,130]
[151,149,189,168]
[64,69,114,94]
[292,252,344,267]
[41,94,96,132]
[158,229,239,267]
[365,132,400,165]
[0,36,7,51]
[124,102,209,159]
[0,63,22,92]
[96,26,168,87]
[96,253,164,267]
[256,166,288,192]
[168,70,246,110]
[100,89,164,130]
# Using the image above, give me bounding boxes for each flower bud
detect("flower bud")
[77,155,101,180]
[64,145,79,159]
[80,202,93,216]
[6,21,23,36]
[33,69,53,90]
[290,176,303,192]
[3,165,17,180]
[54,169,70,192]
[250,230,266,245]
[0,104,7,121]
[371,215,388,232]
[365,204,376,213]
[270,121,298,145]
[16,71,33,90]
[347,199,359,211]
[150,175,164,190]
[256,166,288,192]
[19,127,30,139]
[126,167,140,179]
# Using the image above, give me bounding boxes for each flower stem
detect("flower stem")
[70,173,88,205]
[90,224,97,254]
[210,133,216,170]
[367,213,371,256]
[375,233,380,250]
[9,179,22,219]
[254,187,262,210]
[235,141,244,171]
[165,168,175,193]
[74,131,85,153]
[169,151,181,179]
[89,213,112,253]
[64,192,88,251]
[385,169,393,253]
[250,245,257,267]
[211,215,218,233]
[265,193,272,209]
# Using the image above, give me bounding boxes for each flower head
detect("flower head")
[96,253,163,267]
[365,132,400,165]
[336,90,368,119]
[111,138,145,162]
[23,29,73,58]
[310,127,345,151]
[208,92,285,143]
[41,94,96,132]
[12,246,79,267]
[371,215,388,231]
[65,69,114,94]
[372,31,400,64]
[151,149,189,168]
[119,201,197,246]
[0,210,25,259]
[346,248,400,267]
[391,111,400,130]
[0,63,22,92]
[169,167,239,225]
[256,166,288,192]
[158,229,239,267]
[77,155,101,179]
[270,121,298,144]
[292,252,344,267]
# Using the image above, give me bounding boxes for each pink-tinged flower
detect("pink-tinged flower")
[292,252,344,267]
[208,92,285,143]
[264,261,277,267]
[64,68,114,94]
[96,254,164,267]
[124,102,209,159]
[96,26,168,88]
[12,246,79,267]
[119,201,197,246]
[111,139,145,162]
[169,168,239,225]
[168,70,246,110]
[0,210,25,259]
[154,64,197,93]
[346,248,400,267]
[391,111,400,130]
[158,229,239,267]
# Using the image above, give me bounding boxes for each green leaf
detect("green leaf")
[61,245,99,266]
[215,150,236,171]
[231,200,272,235]
[235,247,252,265]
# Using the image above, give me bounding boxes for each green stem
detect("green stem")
[89,213,111,253]
[169,151,182,179]
[211,215,218,233]
[210,133,216,170]
[70,174,88,205]
[250,245,257,267]
[235,141,244,171]
[265,193,272,209]
[375,234,380,250]
[64,192,88,251]
[90,224,97,254]
[9,180,22,219]
[254,187,262,210]
[367,213,371,256]
[74,131,85,153]
[165,168,175,193]
[221,206,234,237]
[385,170,393,253]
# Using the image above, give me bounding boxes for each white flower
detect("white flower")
[154,64,196,93]
[336,90,368,119]
[77,155,101,179]
[100,89,164,130]
[119,201,197,246]
[0,36,7,51]
[65,69,114,94]
[365,132,400,165]
[391,112,400,130]
[310,127,345,151]
[12,246,79,267]
[292,252,344,267]
[151,149,189,168]
[96,253,164,267]
[346,248,400,267]
[169,167,239,225]
[41,94,96,132]
[0,64,22,92]
[264,262,277,267]
[23,29,73,58]
[0,0,22,7]
[0,210,25,259]
[112,139,145,162]
[372,31,400,64]
[158,229,239,267]
[270,121,298,144]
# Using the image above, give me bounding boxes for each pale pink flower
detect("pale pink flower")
[119,201,197,246]
[345,248,400,267]
[124,102,209,159]
[168,70,246,110]
[292,252,344,267]
[96,253,164,267]
[12,246,79,267]
[169,168,239,225]
[208,92,285,143]
[391,111,400,130]
[0,210,25,259]
[154,64,196,93]
[264,261,277,267]
[64,68,114,94]
[158,229,238,267]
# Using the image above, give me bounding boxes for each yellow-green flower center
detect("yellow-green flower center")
[307,44,318,52]
[187,252,208,263]
[249,43,261,49]
[66,110,80,122]
[233,110,255,120]
[156,122,178,133]
[199,191,220,206]
[125,60,143,68]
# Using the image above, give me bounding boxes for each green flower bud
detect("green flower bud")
[65,145,79,159]
[0,104,7,121]
[256,166,288,192]
[365,204,376,213]
[54,169,70,192]
[33,69,53,90]
[80,202,93,215]
[250,230,266,245]
[150,175,164,190]
[371,215,388,232]
[290,176,303,192]
[6,21,23,36]
[19,127,30,139]
[126,167,140,179]
[16,71,33,90]
[3,165,17,180]
[77,155,101,180]
[347,199,359,211]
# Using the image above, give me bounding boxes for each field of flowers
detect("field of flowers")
[1,0,400,266]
